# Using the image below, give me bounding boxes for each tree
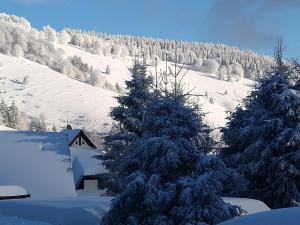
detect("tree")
[6,101,19,129]
[201,59,219,74]
[43,25,57,43]
[52,124,57,132]
[100,61,153,193]
[58,30,71,45]
[28,115,47,131]
[221,39,300,208]
[105,65,111,75]
[0,99,8,126]
[101,72,246,225]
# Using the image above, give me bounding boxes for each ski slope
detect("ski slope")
[0,42,253,132]
[0,53,117,132]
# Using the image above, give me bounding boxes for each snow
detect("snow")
[222,197,270,215]
[0,131,76,198]
[0,186,29,198]
[59,43,253,128]
[219,207,300,225]
[70,147,106,186]
[0,125,14,131]
[61,128,81,144]
[0,41,252,132]
[0,197,112,225]
[0,216,51,225]
[0,53,117,133]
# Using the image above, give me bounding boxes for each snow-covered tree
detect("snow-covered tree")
[101,76,246,225]
[58,30,71,45]
[105,65,111,75]
[28,115,47,131]
[6,101,19,129]
[218,65,227,80]
[52,124,57,132]
[43,25,57,43]
[201,59,219,74]
[221,40,300,208]
[100,61,153,193]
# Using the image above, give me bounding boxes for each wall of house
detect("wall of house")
[71,137,89,148]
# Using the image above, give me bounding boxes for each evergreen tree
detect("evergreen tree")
[101,61,153,193]
[6,101,19,129]
[101,69,246,225]
[28,115,47,131]
[105,65,111,75]
[0,99,7,126]
[221,40,300,208]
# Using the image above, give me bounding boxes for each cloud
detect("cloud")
[206,0,300,48]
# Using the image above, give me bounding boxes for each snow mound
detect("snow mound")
[0,197,112,225]
[222,197,270,215]
[219,207,300,225]
[0,125,15,131]
[0,215,51,225]
[0,186,29,198]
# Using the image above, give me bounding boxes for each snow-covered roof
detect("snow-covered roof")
[0,185,29,199]
[60,129,96,148]
[61,129,82,144]
[70,147,106,187]
[0,131,76,198]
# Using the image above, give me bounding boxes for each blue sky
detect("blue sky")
[1,0,300,58]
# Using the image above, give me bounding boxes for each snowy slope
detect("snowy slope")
[0,39,253,133]
[58,43,253,128]
[0,53,117,132]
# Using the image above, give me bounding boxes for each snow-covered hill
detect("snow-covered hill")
[0,13,254,132]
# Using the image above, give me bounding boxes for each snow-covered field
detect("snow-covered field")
[0,42,252,132]
[219,207,300,225]
[0,196,112,225]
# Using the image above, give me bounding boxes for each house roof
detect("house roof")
[70,147,106,188]
[61,129,96,148]
[0,131,76,198]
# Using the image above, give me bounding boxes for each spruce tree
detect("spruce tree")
[221,40,300,208]
[101,68,246,225]
[6,101,19,129]
[101,61,153,193]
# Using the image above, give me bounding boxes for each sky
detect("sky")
[1,0,300,58]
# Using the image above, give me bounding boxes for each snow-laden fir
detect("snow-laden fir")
[221,40,300,208]
[100,60,247,225]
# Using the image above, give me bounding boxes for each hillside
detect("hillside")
[0,13,255,132]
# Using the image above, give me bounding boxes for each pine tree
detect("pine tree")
[52,124,57,132]
[6,101,19,129]
[28,115,47,131]
[101,65,246,225]
[101,61,153,193]
[221,40,300,208]
[0,99,7,126]
[105,65,111,75]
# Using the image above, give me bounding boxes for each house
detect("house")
[0,129,105,195]
[0,131,76,198]
[70,148,106,193]
[60,126,105,192]
[61,126,97,149]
